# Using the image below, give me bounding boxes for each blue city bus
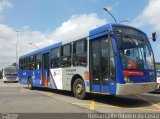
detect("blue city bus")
[19,24,157,99]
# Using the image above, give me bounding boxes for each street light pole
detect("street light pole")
[29,43,39,49]
[103,7,117,24]
[15,30,20,66]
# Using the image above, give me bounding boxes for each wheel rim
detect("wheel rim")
[76,83,83,95]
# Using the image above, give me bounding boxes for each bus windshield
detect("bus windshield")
[4,67,18,74]
[116,34,154,70]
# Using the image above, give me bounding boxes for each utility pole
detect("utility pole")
[15,30,20,66]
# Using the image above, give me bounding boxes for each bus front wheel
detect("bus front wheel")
[73,78,86,100]
[28,77,34,90]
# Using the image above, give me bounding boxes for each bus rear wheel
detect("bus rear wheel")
[28,77,34,90]
[73,78,86,100]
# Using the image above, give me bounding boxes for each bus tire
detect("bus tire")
[73,78,86,100]
[28,77,34,90]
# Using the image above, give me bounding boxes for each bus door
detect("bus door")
[41,52,50,87]
[90,37,116,94]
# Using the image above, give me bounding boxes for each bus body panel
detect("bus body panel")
[109,79,117,95]
[49,68,63,89]
[19,71,27,84]
[116,82,156,95]
[49,67,90,92]
[33,70,43,87]
[126,70,155,83]
[20,70,30,84]
[19,69,44,88]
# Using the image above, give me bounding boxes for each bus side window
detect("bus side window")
[50,47,60,68]
[19,58,23,70]
[73,39,87,66]
[29,63,34,70]
[61,44,71,67]
[35,62,41,70]
[35,54,41,70]
[101,39,109,80]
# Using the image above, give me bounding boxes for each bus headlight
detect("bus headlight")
[124,76,133,83]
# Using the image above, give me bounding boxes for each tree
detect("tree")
[12,62,17,66]
[0,70,2,79]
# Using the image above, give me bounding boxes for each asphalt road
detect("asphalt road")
[0,80,160,118]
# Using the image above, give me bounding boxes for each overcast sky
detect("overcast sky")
[0,0,160,69]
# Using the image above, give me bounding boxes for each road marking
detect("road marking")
[95,104,160,112]
[0,84,21,87]
[47,93,53,96]
[72,102,160,112]
[135,94,160,109]
[38,91,53,97]
[20,88,29,93]
[90,100,95,110]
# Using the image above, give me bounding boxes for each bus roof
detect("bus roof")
[19,42,62,59]
[3,66,17,69]
[89,23,147,40]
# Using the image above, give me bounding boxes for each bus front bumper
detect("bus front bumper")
[3,77,19,82]
[116,82,157,95]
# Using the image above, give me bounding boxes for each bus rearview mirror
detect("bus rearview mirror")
[152,32,157,42]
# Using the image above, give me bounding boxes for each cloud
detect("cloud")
[131,0,160,62]
[49,13,106,43]
[0,13,106,68]
[0,0,12,12]
[132,0,160,31]
[0,24,48,67]
[0,23,49,68]
[0,0,12,20]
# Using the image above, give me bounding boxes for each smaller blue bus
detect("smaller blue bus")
[19,23,157,99]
